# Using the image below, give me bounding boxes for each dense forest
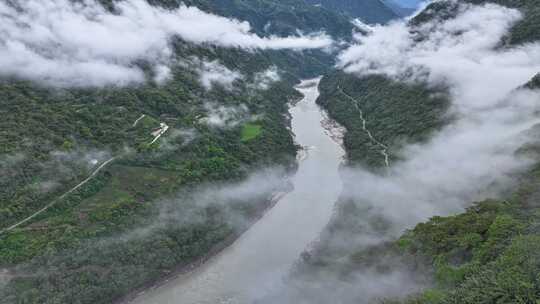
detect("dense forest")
[2,0,539,303]
[0,46,299,303]
[316,72,450,168]
[412,0,540,45]
[302,0,540,303]
[0,0,362,302]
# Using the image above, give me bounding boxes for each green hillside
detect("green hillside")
[1,0,539,302]
[528,73,540,89]
[0,0,356,302]
[183,0,354,37]
[0,46,300,303]
[303,0,540,303]
[303,0,400,24]
[317,72,449,168]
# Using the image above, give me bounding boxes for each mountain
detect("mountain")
[303,0,400,24]
[393,0,423,8]
[2,0,539,303]
[382,0,417,17]
[528,73,540,89]
[412,0,540,45]
[0,0,355,303]
[181,0,355,38]
[289,0,540,303]
[0,43,300,304]
[95,0,355,39]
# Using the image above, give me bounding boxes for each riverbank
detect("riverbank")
[125,78,346,304]
[116,84,309,303]
[116,181,294,304]
[0,75,301,304]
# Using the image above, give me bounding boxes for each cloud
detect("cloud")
[194,60,243,90]
[0,0,333,87]
[252,66,281,90]
[0,269,12,288]
[13,149,110,193]
[152,65,172,84]
[95,166,290,244]
[266,3,540,303]
[0,148,112,226]
[318,8,540,266]
[146,128,199,157]
[351,19,374,35]
[339,3,540,101]
[340,90,540,237]
[200,103,257,128]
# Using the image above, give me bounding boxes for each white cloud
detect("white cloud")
[339,4,540,104]
[336,0,540,259]
[253,66,281,90]
[200,103,250,128]
[194,60,243,90]
[153,65,172,84]
[351,19,374,34]
[0,0,333,87]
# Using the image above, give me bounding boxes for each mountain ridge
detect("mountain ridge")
[303,0,401,23]
[293,0,540,303]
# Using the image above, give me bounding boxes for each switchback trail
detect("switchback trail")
[337,86,390,167]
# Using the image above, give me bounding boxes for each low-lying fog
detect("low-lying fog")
[263,3,540,303]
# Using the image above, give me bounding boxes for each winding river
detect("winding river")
[132,78,345,304]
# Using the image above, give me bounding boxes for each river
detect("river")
[132,78,345,304]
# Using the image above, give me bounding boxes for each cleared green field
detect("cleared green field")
[241,123,263,142]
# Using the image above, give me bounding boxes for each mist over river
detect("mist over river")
[131,78,345,304]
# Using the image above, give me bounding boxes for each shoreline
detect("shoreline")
[320,108,347,152]
[117,80,317,304]
[115,180,294,304]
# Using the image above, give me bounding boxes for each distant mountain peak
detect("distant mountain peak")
[303,0,400,24]
[382,0,417,17]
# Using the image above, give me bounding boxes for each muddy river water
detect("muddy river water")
[132,78,345,304]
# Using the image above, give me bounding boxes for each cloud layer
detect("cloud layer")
[0,0,333,87]
[269,3,540,303]
[253,66,281,90]
[336,6,540,226]
[200,103,253,128]
[195,60,243,90]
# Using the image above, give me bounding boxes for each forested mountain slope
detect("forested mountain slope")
[294,0,540,303]
[382,0,417,17]
[412,0,540,45]
[317,0,540,167]
[303,0,400,23]
[0,44,296,304]
[316,72,449,168]
[114,0,357,38]
[0,0,353,303]
[2,0,539,303]
[186,0,354,37]
[529,73,540,89]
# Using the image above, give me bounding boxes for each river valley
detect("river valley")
[131,78,345,304]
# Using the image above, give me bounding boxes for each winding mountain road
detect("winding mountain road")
[0,157,117,235]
